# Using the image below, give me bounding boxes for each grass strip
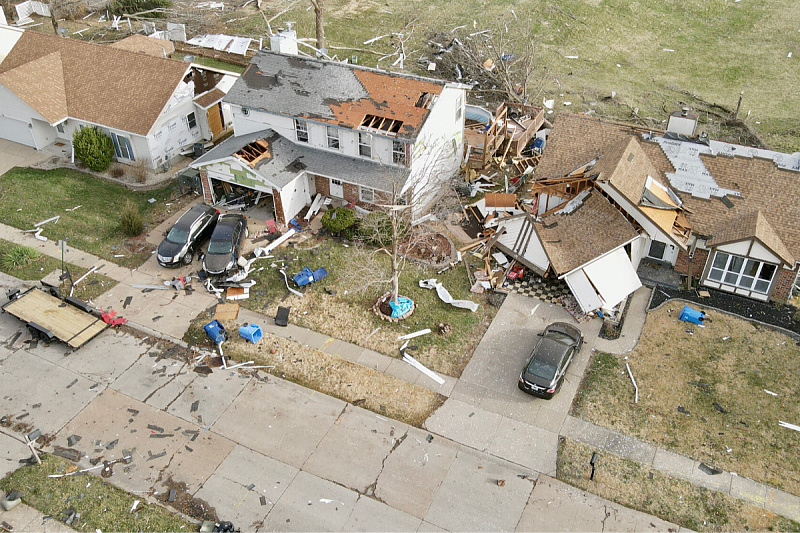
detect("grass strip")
[0,454,194,532]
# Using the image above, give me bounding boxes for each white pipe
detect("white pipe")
[626,362,638,403]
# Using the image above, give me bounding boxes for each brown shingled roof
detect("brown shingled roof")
[591,136,670,205]
[109,34,174,57]
[0,51,67,124]
[536,191,638,274]
[683,154,800,264]
[194,88,225,109]
[707,210,794,265]
[0,31,189,135]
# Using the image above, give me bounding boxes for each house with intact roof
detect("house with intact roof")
[0,26,236,169]
[190,32,468,225]
[524,111,800,308]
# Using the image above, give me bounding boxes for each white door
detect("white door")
[330,178,343,198]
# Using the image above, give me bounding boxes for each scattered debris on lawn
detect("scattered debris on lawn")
[419,278,479,312]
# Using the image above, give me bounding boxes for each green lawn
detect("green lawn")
[0,455,194,532]
[0,239,116,301]
[0,167,187,268]
[243,0,800,151]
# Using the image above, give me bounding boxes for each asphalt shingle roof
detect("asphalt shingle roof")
[0,31,189,135]
[224,50,446,140]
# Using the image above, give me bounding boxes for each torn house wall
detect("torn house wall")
[494,215,550,275]
[146,80,201,167]
[279,171,311,224]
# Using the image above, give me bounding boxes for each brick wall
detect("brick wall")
[772,267,797,302]
[675,248,709,279]
[314,175,330,197]
[272,191,286,225]
[200,170,213,204]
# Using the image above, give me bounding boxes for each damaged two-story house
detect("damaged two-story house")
[190,31,468,225]
[0,25,236,169]
[499,111,800,314]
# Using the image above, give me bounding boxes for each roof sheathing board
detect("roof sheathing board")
[226,51,444,139]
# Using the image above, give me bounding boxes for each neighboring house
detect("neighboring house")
[0,27,236,169]
[525,112,800,308]
[192,32,468,225]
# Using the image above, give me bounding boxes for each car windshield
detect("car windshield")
[207,239,233,254]
[527,358,558,381]
[166,227,189,244]
[548,331,577,344]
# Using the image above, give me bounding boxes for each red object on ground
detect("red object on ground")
[507,265,525,280]
[101,308,128,327]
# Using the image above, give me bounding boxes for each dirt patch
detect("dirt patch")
[573,304,800,496]
[185,313,446,427]
[400,232,454,267]
[160,476,218,522]
[557,437,799,532]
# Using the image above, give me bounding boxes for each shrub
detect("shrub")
[0,245,40,270]
[110,165,125,179]
[321,207,356,235]
[73,127,114,172]
[357,211,406,247]
[119,200,144,236]
[107,0,172,16]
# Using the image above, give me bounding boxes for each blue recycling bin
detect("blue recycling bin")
[204,319,227,344]
[238,324,263,344]
[679,305,705,325]
[293,267,315,287]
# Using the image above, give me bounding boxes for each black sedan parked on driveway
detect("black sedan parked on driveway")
[203,214,248,275]
[518,322,583,399]
[157,204,219,267]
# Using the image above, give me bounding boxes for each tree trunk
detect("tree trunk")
[390,207,399,303]
[311,0,325,52]
[50,9,59,34]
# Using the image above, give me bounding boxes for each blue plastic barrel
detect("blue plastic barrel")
[679,305,705,325]
[238,324,263,344]
[204,319,227,344]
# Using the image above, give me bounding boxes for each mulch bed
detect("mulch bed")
[649,285,800,336]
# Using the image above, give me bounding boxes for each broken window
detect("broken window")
[392,140,406,165]
[360,114,403,135]
[295,119,308,143]
[358,132,372,158]
[360,186,374,203]
[56,122,65,134]
[187,112,197,129]
[327,126,340,150]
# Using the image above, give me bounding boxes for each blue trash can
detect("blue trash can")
[293,267,315,286]
[679,305,705,325]
[239,324,263,344]
[204,319,227,344]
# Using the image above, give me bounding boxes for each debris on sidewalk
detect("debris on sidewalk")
[401,350,444,385]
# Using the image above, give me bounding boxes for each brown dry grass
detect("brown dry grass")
[573,304,800,496]
[186,313,445,427]
[557,437,800,532]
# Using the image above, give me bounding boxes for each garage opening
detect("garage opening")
[208,177,276,223]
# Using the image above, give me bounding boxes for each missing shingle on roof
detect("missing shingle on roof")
[543,221,558,229]
[415,92,435,108]
[627,152,634,162]
[235,139,271,166]
[360,114,403,135]
[720,195,734,208]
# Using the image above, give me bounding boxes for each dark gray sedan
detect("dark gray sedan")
[518,322,583,399]
[203,214,248,275]
[157,204,219,267]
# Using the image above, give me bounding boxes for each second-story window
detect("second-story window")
[187,112,197,129]
[295,119,308,143]
[358,132,372,158]
[327,126,340,150]
[392,140,406,165]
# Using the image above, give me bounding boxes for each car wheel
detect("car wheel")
[182,250,194,265]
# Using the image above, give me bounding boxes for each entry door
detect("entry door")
[330,178,343,198]
[207,104,224,137]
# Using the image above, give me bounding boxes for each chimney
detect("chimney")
[270,23,298,56]
[666,107,698,136]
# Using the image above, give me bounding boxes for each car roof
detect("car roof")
[533,337,570,366]
[175,204,215,231]
[216,214,244,228]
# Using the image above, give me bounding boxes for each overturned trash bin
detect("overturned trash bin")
[238,324,263,344]
[204,319,227,344]
[679,305,706,325]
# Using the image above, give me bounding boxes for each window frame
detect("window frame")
[110,132,135,161]
[707,251,777,295]
[392,140,406,165]
[295,119,309,143]
[358,132,372,158]
[187,112,197,129]
[326,126,340,150]
[359,186,375,203]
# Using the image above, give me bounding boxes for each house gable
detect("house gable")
[0,51,67,124]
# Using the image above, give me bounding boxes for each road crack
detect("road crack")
[362,429,408,501]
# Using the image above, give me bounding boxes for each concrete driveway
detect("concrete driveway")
[425,293,601,475]
[0,139,50,176]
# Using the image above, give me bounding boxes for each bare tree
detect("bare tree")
[427,8,553,106]
[309,0,324,52]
